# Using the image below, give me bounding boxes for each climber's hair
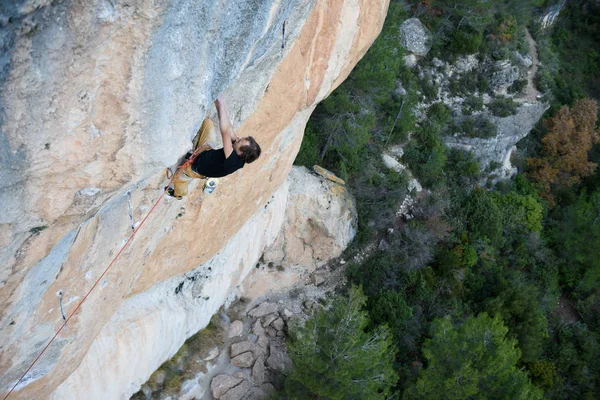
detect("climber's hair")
[240,136,261,163]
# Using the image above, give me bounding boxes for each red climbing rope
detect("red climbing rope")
[3,149,205,400]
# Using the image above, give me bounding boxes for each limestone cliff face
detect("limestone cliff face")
[0,0,389,398]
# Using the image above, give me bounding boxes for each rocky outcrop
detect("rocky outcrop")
[415,34,547,181]
[540,1,566,30]
[444,102,549,180]
[399,18,431,57]
[0,0,389,398]
[489,60,520,95]
[262,166,357,272]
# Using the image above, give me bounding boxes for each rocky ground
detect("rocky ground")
[131,254,348,400]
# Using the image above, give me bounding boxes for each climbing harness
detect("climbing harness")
[3,146,207,400]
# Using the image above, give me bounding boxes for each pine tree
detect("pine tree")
[404,313,543,400]
[284,286,398,399]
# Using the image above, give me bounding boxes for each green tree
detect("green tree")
[464,188,503,243]
[284,286,398,399]
[493,191,544,235]
[485,284,549,363]
[404,313,543,400]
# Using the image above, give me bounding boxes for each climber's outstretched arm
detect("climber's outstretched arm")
[215,97,238,158]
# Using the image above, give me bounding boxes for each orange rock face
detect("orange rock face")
[0,0,388,398]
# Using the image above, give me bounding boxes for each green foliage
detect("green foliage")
[464,188,503,243]
[450,116,497,138]
[545,322,600,399]
[284,286,398,399]
[549,190,600,309]
[508,79,527,94]
[485,284,549,363]
[488,96,519,117]
[420,79,439,101]
[404,313,543,400]
[529,360,557,389]
[427,102,451,125]
[450,28,484,54]
[462,95,484,115]
[493,191,544,234]
[404,121,447,187]
[29,225,48,234]
[368,290,413,345]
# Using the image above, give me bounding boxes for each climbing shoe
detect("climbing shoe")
[164,186,182,200]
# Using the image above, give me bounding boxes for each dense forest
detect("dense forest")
[285,0,600,398]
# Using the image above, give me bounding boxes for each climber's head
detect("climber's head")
[234,136,261,163]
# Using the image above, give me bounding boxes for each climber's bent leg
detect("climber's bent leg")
[193,119,217,150]
[172,176,189,198]
[170,163,205,198]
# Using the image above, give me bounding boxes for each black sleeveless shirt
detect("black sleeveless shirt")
[192,149,245,178]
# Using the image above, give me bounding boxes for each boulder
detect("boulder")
[203,346,220,361]
[266,340,293,374]
[211,374,243,399]
[220,380,254,400]
[261,314,279,328]
[283,309,294,320]
[312,271,327,286]
[514,51,533,69]
[261,166,358,270]
[272,318,285,331]
[231,351,256,368]
[251,355,267,384]
[230,341,258,358]
[253,320,270,353]
[248,302,279,318]
[399,18,432,56]
[228,320,244,338]
[266,326,278,337]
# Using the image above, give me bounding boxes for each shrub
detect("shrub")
[450,116,497,138]
[462,95,484,115]
[449,28,483,54]
[508,79,527,94]
[427,102,451,124]
[488,97,519,117]
[421,79,439,101]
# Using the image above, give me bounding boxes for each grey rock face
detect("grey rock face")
[514,51,533,69]
[399,18,432,56]
[444,102,549,180]
[489,60,520,94]
[454,54,479,73]
[540,0,566,29]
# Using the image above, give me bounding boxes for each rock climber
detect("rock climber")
[166,97,261,199]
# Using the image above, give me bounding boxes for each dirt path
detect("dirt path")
[518,28,541,102]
